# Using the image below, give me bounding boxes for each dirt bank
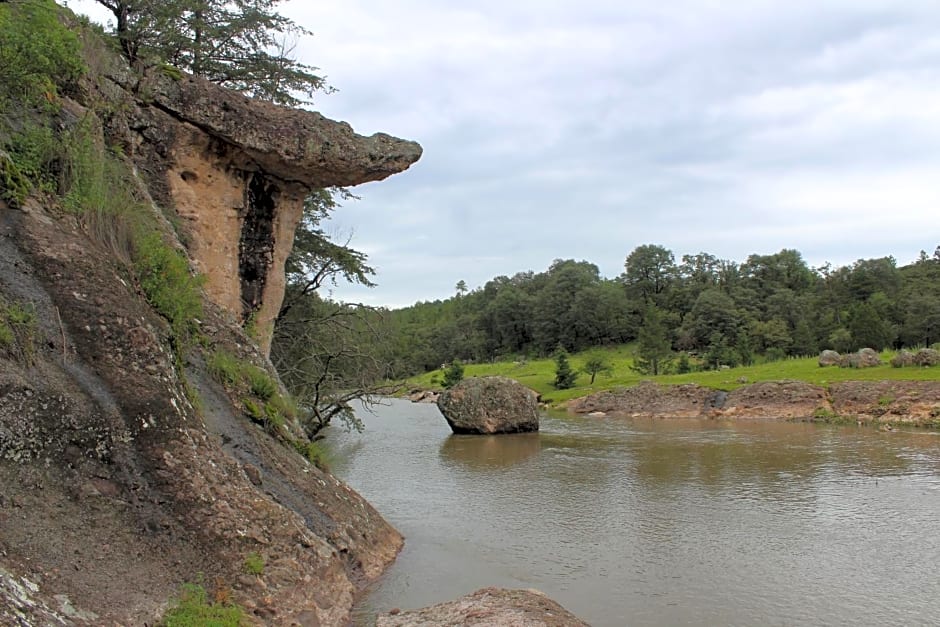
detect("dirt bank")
[568,380,940,427]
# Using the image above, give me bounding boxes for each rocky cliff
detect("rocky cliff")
[1,7,418,625]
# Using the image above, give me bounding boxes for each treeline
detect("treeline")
[373,245,940,376]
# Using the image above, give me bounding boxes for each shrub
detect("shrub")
[208,351,242,387]
[0,297,38,364]
[0,0,85,107]
[133,231,204,350]
[441,360,464,388]
[243,552,264,576]
[160,583,244,627]
[245,366,277,400]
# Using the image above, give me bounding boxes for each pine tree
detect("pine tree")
[553,346,577,389]
[632,305,673,375]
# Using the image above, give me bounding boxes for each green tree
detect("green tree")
[622,244,677,304]
[848,302,892,350]
[96,0,330,105]
[632,305,673,375]
[581,353,612,384]
[441,360,464,388]
[553,346,577,389]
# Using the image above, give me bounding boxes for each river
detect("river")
[323,398,940,626]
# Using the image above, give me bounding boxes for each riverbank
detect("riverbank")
[567,379,940,427]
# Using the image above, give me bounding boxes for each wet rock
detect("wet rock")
[376,587,590,627]
[437,377,539,434]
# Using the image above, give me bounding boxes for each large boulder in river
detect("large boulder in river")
[437,376,540,434]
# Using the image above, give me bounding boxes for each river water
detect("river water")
[324,398,940,626]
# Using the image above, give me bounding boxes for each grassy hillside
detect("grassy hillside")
[406,345,940,404]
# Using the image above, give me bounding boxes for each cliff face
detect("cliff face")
[0,10,418,626]
[104,62,421,355]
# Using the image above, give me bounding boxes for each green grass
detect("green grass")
[160,583,244,627]
[0,297,38,364]
[242,552,264,576]
[406,345,940,405]
[210,350,296,433]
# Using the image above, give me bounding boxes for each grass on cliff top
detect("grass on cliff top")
[406,345,940,405]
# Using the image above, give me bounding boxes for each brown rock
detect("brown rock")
[437,377,539,434]
[376,587,590,627]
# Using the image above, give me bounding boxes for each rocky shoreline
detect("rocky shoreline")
[567,379,940,427]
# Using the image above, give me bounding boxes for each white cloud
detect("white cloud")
[65,0,940,307]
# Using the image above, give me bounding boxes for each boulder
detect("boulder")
[437,376,539,434]
[376,587,590,627]
[914,348,940,367]
[818,350,841,367]
[841,348,881,368]
[891,350,916,368]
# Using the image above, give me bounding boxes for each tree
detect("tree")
[441,360,464,388]
[553,346,577,389]
[96,0,330,105]
[581,353,612,384]
[455,280,468,297]
[632,305,673,375]
[848,302,892,351]
[271,295,396,436]
[622,244,676,304]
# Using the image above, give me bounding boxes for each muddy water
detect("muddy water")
[324,398,940,626]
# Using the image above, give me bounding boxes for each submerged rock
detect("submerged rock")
[376,587,590,627]
[437,376,539,434]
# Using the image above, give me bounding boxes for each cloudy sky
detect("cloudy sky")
[70,1,940,307]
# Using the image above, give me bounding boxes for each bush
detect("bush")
[0,297,38,364]
[0,0,85,107]
[245,366,277,400]
[243,552,264,576]
[133,231,204,350]
[160,583,244,627]
[441,360,464,388]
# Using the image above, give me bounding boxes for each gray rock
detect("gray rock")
[376,587,590,627]
[818,350,841,367]
[437,376,539,434]
[914,348,940,367]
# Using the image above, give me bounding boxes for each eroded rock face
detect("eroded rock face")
[105,66,422,354]
[437,377,540,434]
[0,203,403,625]
[376,587,591,627]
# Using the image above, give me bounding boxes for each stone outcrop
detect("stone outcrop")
[98,61,421,355]
[1,10,416,623]
[568,380,940,427]
[437,377,540,434]
[1,201,403,625]
[376,587,591,627]
[567,381,723,418]
[818,350,841,367]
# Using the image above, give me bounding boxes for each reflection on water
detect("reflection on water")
[440,433,541,469]
[325,399,940,627]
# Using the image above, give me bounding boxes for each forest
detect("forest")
[303,245,940,380]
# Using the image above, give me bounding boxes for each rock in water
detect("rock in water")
[437,376,539,434]
[376,587,590,627]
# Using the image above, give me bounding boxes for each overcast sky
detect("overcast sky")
[70,1,940,308]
